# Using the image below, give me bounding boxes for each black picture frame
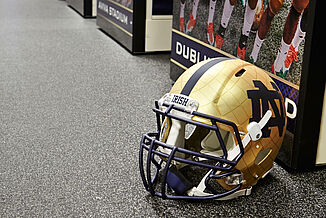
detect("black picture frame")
[96,0,146,54]
[288,0,325,170]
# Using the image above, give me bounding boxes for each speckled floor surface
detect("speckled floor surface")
[0,0,325,217]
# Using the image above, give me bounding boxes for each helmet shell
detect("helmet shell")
[170,58,287,189]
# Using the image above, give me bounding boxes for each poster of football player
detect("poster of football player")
[172,0,309,86]
[170,0,320,169]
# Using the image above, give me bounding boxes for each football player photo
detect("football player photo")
[174,0,310,86]
[179,0,201,34]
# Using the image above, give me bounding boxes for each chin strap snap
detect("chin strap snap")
[241,110,272,148]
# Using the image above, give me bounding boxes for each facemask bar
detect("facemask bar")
[139,100,246,200]
[156,100,244,161]
[139,135,243,200]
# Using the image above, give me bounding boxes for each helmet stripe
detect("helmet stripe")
[180,57,230,96]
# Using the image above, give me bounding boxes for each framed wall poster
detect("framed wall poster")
[97,0,139,53]
[96,0,173,53]
[170,0,324,169]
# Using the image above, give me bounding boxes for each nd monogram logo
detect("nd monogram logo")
[247,80,285,138]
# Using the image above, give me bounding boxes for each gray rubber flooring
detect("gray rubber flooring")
[0,0,325,217]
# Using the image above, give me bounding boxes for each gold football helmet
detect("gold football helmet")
[139,57,287,200]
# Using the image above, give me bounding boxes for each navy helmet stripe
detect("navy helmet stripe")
[180,58,230,96]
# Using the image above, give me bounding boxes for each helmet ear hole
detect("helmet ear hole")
[235,69,246,77]
[254,148,272,165]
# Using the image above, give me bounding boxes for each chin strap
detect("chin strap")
[185,164,275,200]
[186,169,252,200]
